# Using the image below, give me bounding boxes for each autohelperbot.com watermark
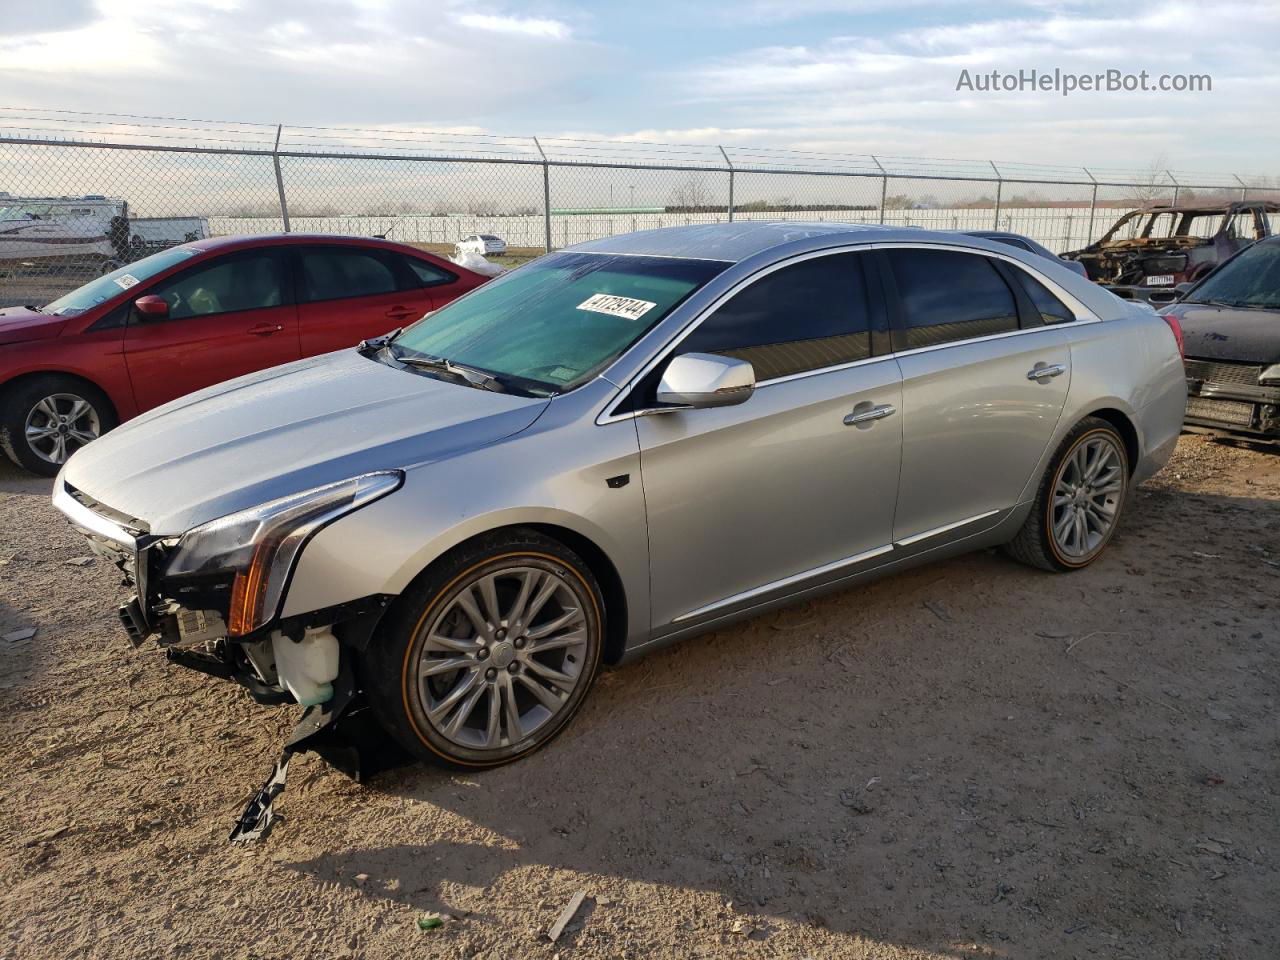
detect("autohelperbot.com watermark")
[955,68,1211,96]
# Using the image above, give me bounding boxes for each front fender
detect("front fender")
[279,415,651,648]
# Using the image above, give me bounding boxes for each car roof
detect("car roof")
[567,221,933,263]
[182,233,432,255]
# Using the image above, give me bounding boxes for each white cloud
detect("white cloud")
[455,13,571,40]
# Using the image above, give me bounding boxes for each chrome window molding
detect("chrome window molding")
[595,239,1101,426]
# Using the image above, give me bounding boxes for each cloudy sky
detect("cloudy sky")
[2,0,1277,176]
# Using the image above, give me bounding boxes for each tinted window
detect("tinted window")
[679,253,872,381]
[1015,270,1076,325]
[403,256,455,287]
[149,253,283,320]
[300,248,401,302]
[887,249,1018,348]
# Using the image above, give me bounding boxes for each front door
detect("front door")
[633,251,903,630]
[293,245,436,356]
[880,247,1071,544]
[123,248,299,412]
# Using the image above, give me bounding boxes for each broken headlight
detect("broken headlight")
[163,472,402,636]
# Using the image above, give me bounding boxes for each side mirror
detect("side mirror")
[134,295,169,319]
[655,352,755,409]
[1146,289,1180,305]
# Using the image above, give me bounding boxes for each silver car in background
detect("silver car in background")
[52,222,1185,829]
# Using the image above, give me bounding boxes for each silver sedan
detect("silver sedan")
[54,222,1186,792]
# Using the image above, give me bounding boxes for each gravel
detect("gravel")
[1,435,1277,959]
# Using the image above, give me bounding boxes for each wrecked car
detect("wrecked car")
[1158,235,1280,441]
[1064,201,1278,302]
[50,223,1186,840]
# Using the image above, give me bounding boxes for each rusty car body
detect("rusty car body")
[1066,201,1278,303]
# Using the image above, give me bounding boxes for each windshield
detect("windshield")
[43,247,198,316]
[1184,242,1280,309]
[389,251,727,391]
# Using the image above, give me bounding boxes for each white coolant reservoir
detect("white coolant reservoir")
[271,627,339,706]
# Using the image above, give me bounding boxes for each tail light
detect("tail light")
[1159,312,1185,358]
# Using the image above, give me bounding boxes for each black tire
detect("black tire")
[1003,416,1130,572]
[359,529,605,769]
[0,375,117,477]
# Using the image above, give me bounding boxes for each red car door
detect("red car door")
[123,248,299,412]
[293,245,436,355]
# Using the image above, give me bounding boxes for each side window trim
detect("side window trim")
[127,248,291,325]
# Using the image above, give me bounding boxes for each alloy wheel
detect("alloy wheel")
[415,563,591,751]
[24,393,101,465]
[1050,433,1125,561]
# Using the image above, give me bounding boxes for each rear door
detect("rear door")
[293,245,436,355]
[123,248,298,411]
[633,250,903,630]
[880,246,1072,546]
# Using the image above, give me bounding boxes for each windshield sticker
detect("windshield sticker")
[576,293,657,322]
[113,274,141,290]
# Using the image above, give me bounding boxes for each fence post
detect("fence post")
[871,156,887,224]
[273,124,291,233]
[990,161,1002,230]
[1084,168,1098,244]
[533,137,552,253]
[1234,174,1248,202]
[1167,170,1179,207]
[718,145,735,222]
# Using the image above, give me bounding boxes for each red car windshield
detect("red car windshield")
[44,247,198,316]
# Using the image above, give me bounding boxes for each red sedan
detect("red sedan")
[0,234,488,475]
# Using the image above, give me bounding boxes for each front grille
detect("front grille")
[1186,396,1255,426]
[1184,358,1263,387]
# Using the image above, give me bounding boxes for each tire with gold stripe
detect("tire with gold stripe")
[360,529,604,767]
[1004,417,1130,572]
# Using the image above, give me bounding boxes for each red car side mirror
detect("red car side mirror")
[134,295,169,319]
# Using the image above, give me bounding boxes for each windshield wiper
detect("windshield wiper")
[356,327,402,355]
[395,352,510,393]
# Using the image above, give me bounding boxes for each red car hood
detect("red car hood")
[0,308,68,345]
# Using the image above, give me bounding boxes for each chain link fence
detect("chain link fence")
[2,109,1277,306]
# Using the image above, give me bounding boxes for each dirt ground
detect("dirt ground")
[1,435,1277,960]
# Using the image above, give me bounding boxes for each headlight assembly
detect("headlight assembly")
[164,471,402,636]
[1260,364,1280,385]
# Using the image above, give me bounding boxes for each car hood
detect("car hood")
[61,349,550,534]
[0,308,68,345]
[1169,303,1280,364]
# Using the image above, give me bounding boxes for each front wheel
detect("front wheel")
[0,376,117,476]
[1004,417,1130,572]
[360,530,604,768]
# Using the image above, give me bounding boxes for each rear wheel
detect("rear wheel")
[360,530,604,768]
[1004,417,1129,572]
[0,375,117,476]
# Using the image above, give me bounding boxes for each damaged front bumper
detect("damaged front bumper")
[52,479,405,840]
[1183,360,1280,440]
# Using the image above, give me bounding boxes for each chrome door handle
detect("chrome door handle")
[844,403,896,426]
[1027,362,1067,381]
